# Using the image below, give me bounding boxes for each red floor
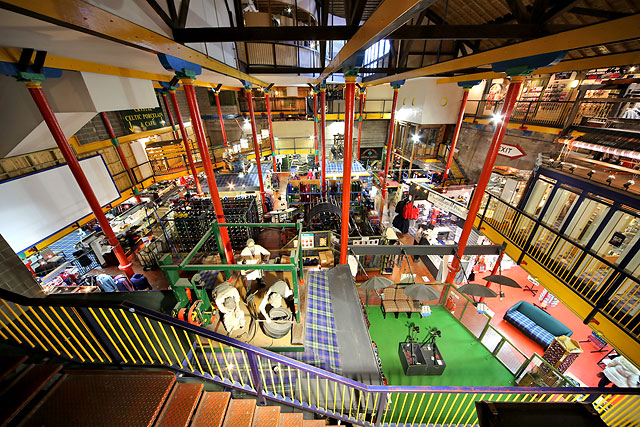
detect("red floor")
[476,264,605,387]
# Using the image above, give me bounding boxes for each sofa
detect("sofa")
[504,301,572,348]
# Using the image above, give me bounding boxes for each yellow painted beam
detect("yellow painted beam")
[436,51,640,85]
[313,0,428,84]
[462,117,563,136]
[0,0,265,86]
[0,47,241,90]
[366,14,640,85]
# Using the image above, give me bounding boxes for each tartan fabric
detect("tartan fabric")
[394,300,412,312]
[283,271,342,374]
[382,300,399,312]
[505,310,555,348]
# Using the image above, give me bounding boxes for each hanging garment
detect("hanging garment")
[130,273,152,291]
[96,274,117,292]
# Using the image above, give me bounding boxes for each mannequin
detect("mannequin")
[213,281,245,333]
[248,280,293,323]
[240,238,271,286]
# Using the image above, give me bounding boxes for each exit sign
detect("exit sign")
[498,143,526,159]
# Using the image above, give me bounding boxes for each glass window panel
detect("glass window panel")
[523,180,555,217]
[593,211,639,259]
[542,188,580,230]
[564,198,610,246]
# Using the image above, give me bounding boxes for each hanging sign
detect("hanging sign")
[498,143,526,159]
[120,107,166,134]
[426,190,468,219]
[359,147,383,162]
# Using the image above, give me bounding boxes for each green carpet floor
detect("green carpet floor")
[367,306,514,387]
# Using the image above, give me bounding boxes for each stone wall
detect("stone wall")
[456,123,556,181]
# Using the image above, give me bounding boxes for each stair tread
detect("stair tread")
[155,382,204,427]
[0,364,61,426]
[0,355,27,382]
[191,392,231,427]
[222,399,256,427]
[252,406,280,427]
[302,421,326,427]
[278,413,304,427]
[21,370,175,427]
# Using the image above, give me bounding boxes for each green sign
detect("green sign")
[120,108,166,134]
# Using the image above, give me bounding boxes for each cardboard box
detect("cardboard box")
[318,251,334,268]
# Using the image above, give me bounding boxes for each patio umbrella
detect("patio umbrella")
[404,284,441,301]
[458,283,498,298]
[360,276,394,306]
[483,275,521,288]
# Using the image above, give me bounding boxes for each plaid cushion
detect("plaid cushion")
[383,300,399,312]
[396,289,410,300]
[383,288,396,300]
[528,325,555,348]
[505,310,537,331]
[395,300,411,312]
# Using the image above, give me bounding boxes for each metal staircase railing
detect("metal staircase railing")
[0,284,638,426]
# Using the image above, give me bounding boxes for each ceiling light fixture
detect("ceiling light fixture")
[623,180,635,190]
[587,169,595,179]
[606,174,615,185]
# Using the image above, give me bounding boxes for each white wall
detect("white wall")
[397,78,465,124]
[272,121,315,138]
[81,72,159,112]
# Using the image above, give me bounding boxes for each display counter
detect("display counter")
[399,342,446,376]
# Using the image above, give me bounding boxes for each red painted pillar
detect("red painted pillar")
[356,90,366,161]
[442,88,470,184]
[168,89,203,194]
[213,90,229,148]
[320,86,327,195]
[313,91,319,166]
[26,82,135,278]
[244,86,268,214]
[161,92,180,140]
[380,85,400,219]
[265,91,277,172]
[100,112,141,203]
[446,77,524,284]
[181,79,235,264]
[340,76,357,265]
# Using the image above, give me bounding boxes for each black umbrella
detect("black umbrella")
[483,275,521,288]
[361,276,394,305]
[458,283,498,298]
[404,284,441,301]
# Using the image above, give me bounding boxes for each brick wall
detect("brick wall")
[0,233,43,298]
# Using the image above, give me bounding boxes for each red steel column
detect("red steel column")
[161,92,180,140]
[169,89,203,194]
[320,86,327,194]
[265,91,277,172]
[380,86,400,219]
[213,90,229,148]
[245,87,268,213]
[356,90,366,161]
[26,82,135,278]
[446,77,524,284]
[442,88,470,184]
[181,79,235,264]
[313,91,319,166]
[340,76,357,265]
[100,112,141,203]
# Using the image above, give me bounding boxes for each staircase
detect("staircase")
[0,356,328,427]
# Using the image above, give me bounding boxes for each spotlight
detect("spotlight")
[568,164,576,173]
[491,113,503,124]
[570,80,580,88]
[630,66,637,73]
[499,291,505,301]
[587,169,595,179]
[286,6,292,14]
[624,180,634,190]
[607,175,615,185]
[559,161,565,170]
[411,133,420,143]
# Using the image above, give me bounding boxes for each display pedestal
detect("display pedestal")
[399,342,446,376]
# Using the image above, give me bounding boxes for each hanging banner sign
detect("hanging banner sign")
[120,108,166,134]
[426,189,468,219]
[498,143,526,159]
[359,147,383,162]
